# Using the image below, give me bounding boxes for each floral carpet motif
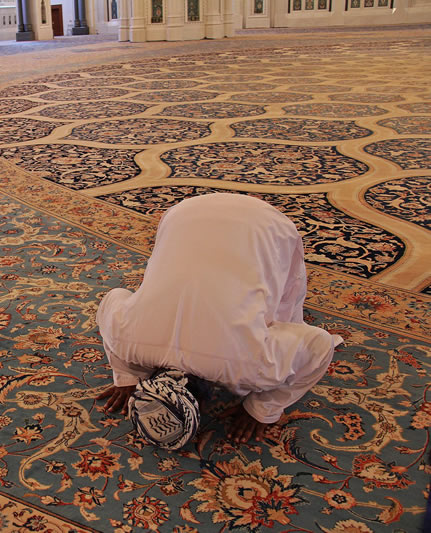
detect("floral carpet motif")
[0,118,66,144]
[37,101,150,120]
[364,176,431,231]
[127,80,202,90]
[329,93,404,103]
[0,99,42,115]
[397,103,431,113]
[66,119,212,146]
[201,83,278,92]
[0,29,430,532]
[281,103,387,118]
[364,139,431,169]
[38,88,132,101]
[159,103,266,119]
[0,145,143,190]
[377,117,431,135]
[98,185,404,278]
[131,89,219,102]
[53,77,139,87]
[160,143,368,185]
[0,84,51,97]
[136,71,208,79]
[231,119,373,142]
[230,91,312,103]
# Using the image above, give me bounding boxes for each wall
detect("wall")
[29,0,53,40]
[51,0,75,35]
[1,0,431,41]
[0,5,16,40]
[242,0,431,28]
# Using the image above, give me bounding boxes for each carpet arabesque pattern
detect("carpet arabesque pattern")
[0,30,430,533]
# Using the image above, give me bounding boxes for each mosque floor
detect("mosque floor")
[0,23,430,533]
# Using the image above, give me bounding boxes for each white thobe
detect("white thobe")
[96,193,343,424]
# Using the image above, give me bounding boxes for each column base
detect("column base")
[129,27,147,42]
[16,31,35,41]
[72,26,89,35]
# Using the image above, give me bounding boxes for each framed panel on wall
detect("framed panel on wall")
[150,0,164,23]
[187,0,200,21]
[254,0,264,13]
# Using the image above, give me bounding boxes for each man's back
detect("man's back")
[97,193,307,395]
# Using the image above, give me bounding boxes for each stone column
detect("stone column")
[205,0,224,39]
[166,0,184,41]
[72,0,90,35]
[129,0,146,42]
[118,0,130,41]
[223,0,234,37]
[16,0,35,41]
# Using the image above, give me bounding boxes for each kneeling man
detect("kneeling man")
[96,193,342,449]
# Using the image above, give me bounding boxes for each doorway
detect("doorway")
[51,5,64,36]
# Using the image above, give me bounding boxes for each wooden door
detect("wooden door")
[51,5,64,37]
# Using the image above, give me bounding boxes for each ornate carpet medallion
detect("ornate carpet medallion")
[377,116,431,135]
[364,139,431,169]
[37,101,150,120]
[140,71,207,79]
[364,176,431,230]
[131,89,218,102]
[232,119,373,142]
[230,91,312,103]
[0,84,52,97]
[66,119,212,145]
[53,77,139,87]
[397,102,431,113]
[0,118,65,144]
[160,142,368,184]
[126,80,202,90]
[0,99,43,115]
[282,103,387,118]
[38,88,132,101]
[285,84,350,93]
[200,82,277,92]
[0,145,142,190]
[159,103,266,119]
[98,185,404,277]
[329,93,404,103]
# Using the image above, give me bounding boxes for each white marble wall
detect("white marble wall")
[243,0,431,28]
[27,0,53,40]
[118,0,235,42]
[0,5,16,39]
[1,0,431,41]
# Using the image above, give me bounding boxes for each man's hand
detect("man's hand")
[220,404,269,444]
[96,385,136,415]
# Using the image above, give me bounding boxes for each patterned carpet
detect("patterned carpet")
[0,28,430,533]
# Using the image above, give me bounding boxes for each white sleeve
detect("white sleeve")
[104,345,153,387]
[243,328,343,424]
[242,360,331,423]
[96,287,153,387]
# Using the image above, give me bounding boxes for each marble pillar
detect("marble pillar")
[205,0,224,39]
[129,0,146,42]
[72,0,90,35]
[118,0,130,41]
[16,0,35,41]
[166,0,184,41]
[224,0,235,36]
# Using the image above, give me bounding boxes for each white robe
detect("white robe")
[96,193,343,423]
